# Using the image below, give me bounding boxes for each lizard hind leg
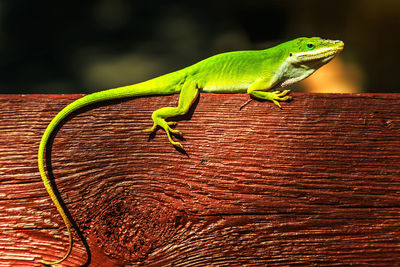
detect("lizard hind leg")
[143,81,199,149]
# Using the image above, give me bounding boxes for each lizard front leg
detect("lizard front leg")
[143,80,199,148]
[250,89,291,108]
[247,78,291,108]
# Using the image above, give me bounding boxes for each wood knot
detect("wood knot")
[91,191,187,262]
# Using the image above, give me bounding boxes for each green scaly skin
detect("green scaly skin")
[37,37,343,265]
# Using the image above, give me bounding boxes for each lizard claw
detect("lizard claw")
[142,126,155,133]
[169,128,183,136]
[171,140,184,149]
[167,122,183,136]
[270,90,291,108]
[276,89,291,97]
[167,121,178,126]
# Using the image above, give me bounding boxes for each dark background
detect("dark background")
[0,0,399,94]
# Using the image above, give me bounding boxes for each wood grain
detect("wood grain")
[0,93,399,266]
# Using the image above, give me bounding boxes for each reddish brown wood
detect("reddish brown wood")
[0,93,400,266]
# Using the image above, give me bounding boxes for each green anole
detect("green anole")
[37,37,343,265]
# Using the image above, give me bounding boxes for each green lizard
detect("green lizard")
[37,37,343,265]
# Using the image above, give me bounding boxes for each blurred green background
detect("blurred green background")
[0,0,399,94]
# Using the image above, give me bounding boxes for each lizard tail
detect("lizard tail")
[36,71,186,265]
[36,91,119,265]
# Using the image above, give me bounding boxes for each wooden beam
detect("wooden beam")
[0,93,399,266]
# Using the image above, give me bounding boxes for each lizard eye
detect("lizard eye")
[306,43,315,50]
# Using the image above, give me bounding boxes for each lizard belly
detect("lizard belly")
[201,82,250,93]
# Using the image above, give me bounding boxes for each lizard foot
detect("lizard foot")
[270,89,292,108]
[249,89,292,109]
[142,121,179,133]
[142,122,184,149]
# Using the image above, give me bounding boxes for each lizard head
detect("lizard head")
[277,37,344,87]
[287,37,344,67]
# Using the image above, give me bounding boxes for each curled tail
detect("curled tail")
[37,70,185,265]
